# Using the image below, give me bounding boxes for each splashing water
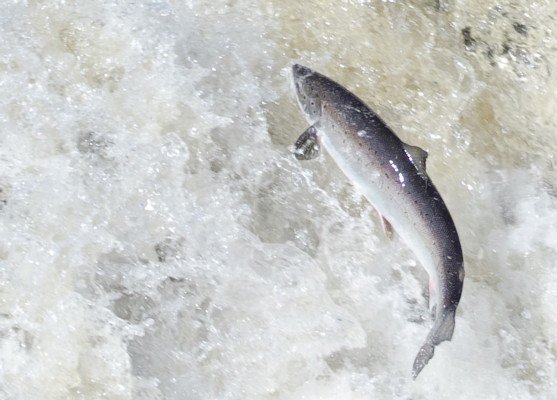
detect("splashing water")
[0,1,556,399]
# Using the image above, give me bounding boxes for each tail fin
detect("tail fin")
[412,310,455,379]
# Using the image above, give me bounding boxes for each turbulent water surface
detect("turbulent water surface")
[0,1,556,399]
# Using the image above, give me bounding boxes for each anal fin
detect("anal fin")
[428,279,438,316]
[380,215,393,239]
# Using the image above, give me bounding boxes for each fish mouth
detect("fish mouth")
[292,64,313,81]
[292,64,313,105]
[291,63,320,122]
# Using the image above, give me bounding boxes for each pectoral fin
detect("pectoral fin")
[403,143,428,175]
[293,125,320,160]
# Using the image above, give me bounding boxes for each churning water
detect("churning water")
[0,1,556,399]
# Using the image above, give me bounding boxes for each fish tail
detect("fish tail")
[412,310,455,379]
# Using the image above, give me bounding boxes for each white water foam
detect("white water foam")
[0,0,555,399]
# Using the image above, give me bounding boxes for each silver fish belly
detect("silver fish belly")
[291,64,464,378]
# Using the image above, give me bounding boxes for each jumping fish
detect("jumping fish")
[291,64,464,378]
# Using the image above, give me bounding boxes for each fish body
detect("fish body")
[291,64,464,378]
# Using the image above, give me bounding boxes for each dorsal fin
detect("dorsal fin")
[403,143,428,175]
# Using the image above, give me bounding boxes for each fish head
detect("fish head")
[292,64,323,123]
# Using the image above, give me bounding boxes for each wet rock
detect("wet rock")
[462,27,476,50]
[513,22,528,36]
